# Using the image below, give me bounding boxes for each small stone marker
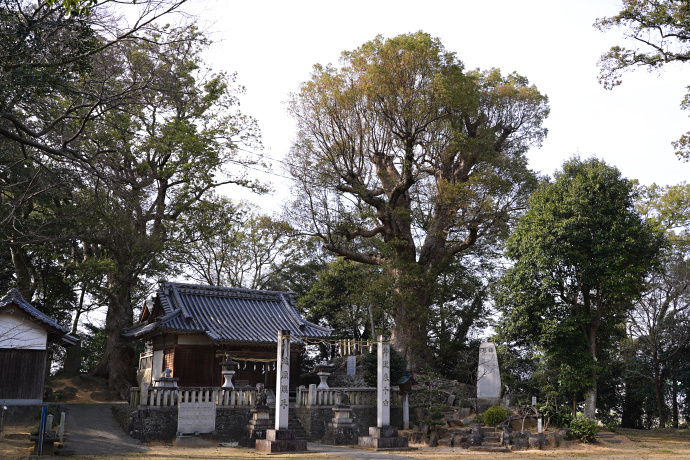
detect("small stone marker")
[532,396,537,405]
[477,342,501,398]
[347,355,356,376]
[58,412,65,442]
[178,402,216,434]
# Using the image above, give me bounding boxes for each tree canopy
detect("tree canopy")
[286,31,549,369]
[496,157,663,419]
[596,0,690,159]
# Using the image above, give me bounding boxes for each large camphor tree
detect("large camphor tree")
[496,158,663,419]
[286,32,550,369]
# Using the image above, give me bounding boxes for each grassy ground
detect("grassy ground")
[4,425,690,459]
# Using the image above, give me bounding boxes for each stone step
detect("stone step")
[598,432,615,438]
[482,441,503,447]
[468,445,511,453]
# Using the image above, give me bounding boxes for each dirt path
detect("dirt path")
[62,403,148,456]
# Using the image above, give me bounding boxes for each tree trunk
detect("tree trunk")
[9,241,33,300]
[390,269,435,371]
[653,359,666,428]
[672,376,679,428]
[572,394,577,419]
[583,328,598,420]
[91,272,135,399]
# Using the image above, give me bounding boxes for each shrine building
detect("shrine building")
[124,281,331,389]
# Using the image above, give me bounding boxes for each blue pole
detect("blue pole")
[38,407,47,456]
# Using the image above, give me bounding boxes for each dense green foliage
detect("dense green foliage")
[360,345,407,387]
[496,157,663,418]
[567,416,599,443]
[483,406,510,427]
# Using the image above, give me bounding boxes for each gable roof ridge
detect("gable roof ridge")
[280,293,332,335]
[0,288,71,335]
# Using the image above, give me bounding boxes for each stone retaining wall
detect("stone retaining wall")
[127,407,253,442]
[128,406,402,443]
[294,406,403,441]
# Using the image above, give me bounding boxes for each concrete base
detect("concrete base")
[173,435,218,448]
[255,429,307,453]
[239,408,272,447]
[358,425,408,450]
[323,425,358,445]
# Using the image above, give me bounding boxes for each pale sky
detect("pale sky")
[180,0,690,210]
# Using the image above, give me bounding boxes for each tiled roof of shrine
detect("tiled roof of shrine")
[123,282,331,344]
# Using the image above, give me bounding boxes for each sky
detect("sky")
[177,0,690,211]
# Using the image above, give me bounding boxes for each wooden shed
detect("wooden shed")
[0,289,79,404]
[124,281,332,389]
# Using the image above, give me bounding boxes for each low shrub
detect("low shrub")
[597,412,620,432]
[567,416,599,443]
[483,405,510,427]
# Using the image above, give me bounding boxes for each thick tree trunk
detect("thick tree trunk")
[390,268,435,371]
[583,328,598,420]
[91,272,136,399]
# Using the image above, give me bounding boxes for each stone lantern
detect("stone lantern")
[315,359,333,389]
[221,354,238,388]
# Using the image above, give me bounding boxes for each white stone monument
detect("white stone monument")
[378,335,390,427]
[477,342,501,398]
[357,335,408,449]
[256,329,306,453]
[275,329,290,430]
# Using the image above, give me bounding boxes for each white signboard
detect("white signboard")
[178,402,216,434]
[347,355,356,376]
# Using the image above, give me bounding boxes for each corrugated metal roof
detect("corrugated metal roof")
[124,282,332,344]
[0,288,79,346]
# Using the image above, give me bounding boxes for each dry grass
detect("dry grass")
[4,426,690,460]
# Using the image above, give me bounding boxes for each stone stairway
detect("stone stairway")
[467,427,510,452]
[266,412,308,441]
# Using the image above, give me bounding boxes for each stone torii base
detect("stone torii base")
[358,426,409,449]
[255,429,307,453]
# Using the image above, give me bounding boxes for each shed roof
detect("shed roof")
[0,288,79,347]
[123,282,331,344]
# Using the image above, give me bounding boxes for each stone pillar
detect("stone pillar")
[358,335,408,450]
[403,394,410,430]
[378,335,390,427]
[275,329,290,430]
[256,330,307,453]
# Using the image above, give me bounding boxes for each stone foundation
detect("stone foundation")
[255,429,307,453]
[358,425,409,449]
[128,407,250,442]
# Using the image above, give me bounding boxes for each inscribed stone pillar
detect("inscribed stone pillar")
[377,335,390,427]
[275,329,290,430]
[477,341,501,398]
